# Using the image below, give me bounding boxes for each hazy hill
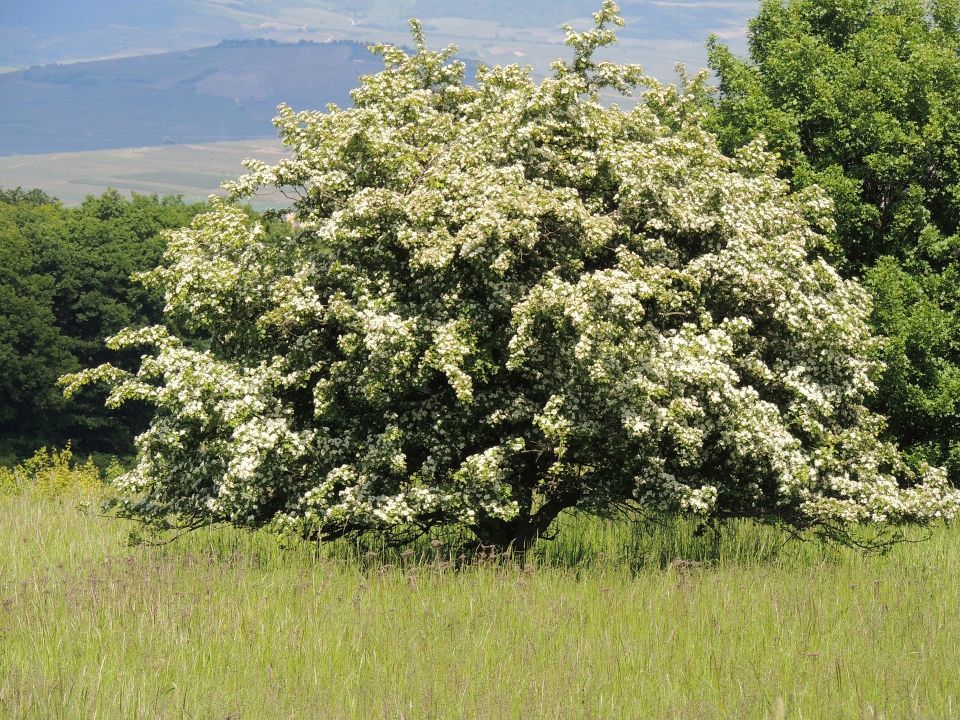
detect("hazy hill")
[1,1,753,80]
[0,1,754,157]
[0,40,387,156]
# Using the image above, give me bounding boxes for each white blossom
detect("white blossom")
[62,2,960,542]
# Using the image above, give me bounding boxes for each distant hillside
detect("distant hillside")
[0,139,290,209]
[0,40,391,156]
[0,1,753,83]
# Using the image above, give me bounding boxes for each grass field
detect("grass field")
[0,139,290,209]
[2,485,959,719]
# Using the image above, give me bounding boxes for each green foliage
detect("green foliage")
[50,191,206,454]
[0,444,113,498]
[0,186,59,206]
[70,3,959,550]
[708,0,960,480]
[0,217,64,388]
[0,195,76,455]
[864,257,960,478]
[0,188,206,458]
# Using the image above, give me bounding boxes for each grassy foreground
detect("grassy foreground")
[2,492,959,720]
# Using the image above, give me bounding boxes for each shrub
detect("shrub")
[63,2,960,550]
[0,444,114,498]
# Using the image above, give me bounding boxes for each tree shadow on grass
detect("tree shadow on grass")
[141,508,934,575]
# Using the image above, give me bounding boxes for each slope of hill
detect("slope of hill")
[0,1,753,84]
[0,40,385,156]
[0,139,289,209]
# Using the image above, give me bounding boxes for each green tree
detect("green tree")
[708,0,960,479]
[67,3,960,550]
[0,199,73,460]
[0,189,206,459]
[52,191,206,453]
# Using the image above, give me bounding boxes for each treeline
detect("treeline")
[0,188,206,462]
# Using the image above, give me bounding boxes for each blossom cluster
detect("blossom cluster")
[63,1,960,541]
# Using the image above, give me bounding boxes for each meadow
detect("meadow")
[2,455,958,720]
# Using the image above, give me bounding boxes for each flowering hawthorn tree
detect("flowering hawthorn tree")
[64,2,960,550]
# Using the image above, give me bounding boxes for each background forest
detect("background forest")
[0,189,206,463]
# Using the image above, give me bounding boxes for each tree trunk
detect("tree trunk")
[470,491,578,554]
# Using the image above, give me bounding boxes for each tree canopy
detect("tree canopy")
[0,195,71,457]
[707,0,960,480]
[0,189,205,460]
[65,2,960,549]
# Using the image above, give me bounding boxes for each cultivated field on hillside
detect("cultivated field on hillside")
[0,139,289,209]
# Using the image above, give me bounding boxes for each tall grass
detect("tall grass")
[1,486,958,719]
